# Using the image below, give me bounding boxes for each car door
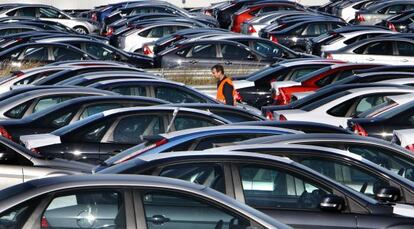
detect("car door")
[184,43,219,68]
[395,41,414,65]
[136,188,254,229]
[357,41,395,64]
[232,163,357,228]
[0,144,31,189]
[219,43,265,68]
[98,113,167,161]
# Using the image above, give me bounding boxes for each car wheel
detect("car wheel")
[74,26,89,34]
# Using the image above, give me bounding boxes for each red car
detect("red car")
[231,2,304,33]
[272,63,381,105]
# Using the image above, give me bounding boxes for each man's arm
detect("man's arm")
[223,82,234,105]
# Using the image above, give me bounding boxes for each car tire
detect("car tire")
[74,26,89,34]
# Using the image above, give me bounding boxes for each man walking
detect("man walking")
[211,64,236,106]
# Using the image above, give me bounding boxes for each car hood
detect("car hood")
[20,133,61,149]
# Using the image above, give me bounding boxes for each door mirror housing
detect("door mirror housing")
[320,195,345,212]
[375,186,401,203]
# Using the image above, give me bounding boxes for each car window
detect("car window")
[39,7,63,18]
[382,4,405,14]
[289,67,320,81]
[252,41,281,57]
[80,104,123,120]
[396,41,414,57]
[300,157,389,197]
[159,163,226,193]
[141,190,250,229]
[110,115,163,144]
[0,197,40,228]
[0,144,31,166]
[364,41,393,55]
[173,115,217,131]
[82,121,111,142]
[327,97,358,117]
[85,44,114,60]
[187,44,216,58]
[347,144,414,182]
[20,47,49,61]
[155,86,204,103]
[355,95,388,116]
[220,44,253,60]
[9,7,36,17]
[33,96,76,113]
[239,165,332,210]
[111,86,146,96]
[132,6,167,14]
[52,47,85,62]
[41,190,125,229]
[146,26,167,38]
[303,23,327,36]
[4,100,32,119]
[50,111,76,128]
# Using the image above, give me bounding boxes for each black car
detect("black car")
[32,65,143,86]
[100,151,414,228]
[88,78,219,104]
[0,95,169,142]
[261,19,347,52]
[348,99,414,140]
[20,107,230,164]
[233,59,342,108]
[232,120,353,134]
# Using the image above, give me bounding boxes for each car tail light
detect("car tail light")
[279,114,287,121]
[356,13,365,22]
[275,89,289,105]
[234,90,242,102]
[143,44,153,55]
[270,35,278,43]
[106,27,114,36]
[41,216,50,228]
[114,138,168,164]
[266,111,274,120]
[352,123,368,136]
[405,144,414,152]
[91,12,98,21]
[248,25,256,34]
[387,22,396,31]
[0,126,12,140]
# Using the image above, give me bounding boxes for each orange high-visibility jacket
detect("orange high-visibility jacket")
[217,77,236,105]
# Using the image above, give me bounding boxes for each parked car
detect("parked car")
[233,59,342,108]
[96,125,302,171]
[0,95,168,142]
[335,0,377,22]
[273,85,414,126]
[0,87,116,120]
[100,151,414,227]
[238,133,414,182]
[0,175,288,229]
[355,0,414,25]
[379,9,414,32]
[20,107,230,164]
[210,144,414,206]
[155,39,274,69]
[0,4,101,34]
[327,37,414,65]
[393,128,414,151]
[348,98,414,140]
[0,136,92,189]
[271,63,380,105]
[88,78,218,104]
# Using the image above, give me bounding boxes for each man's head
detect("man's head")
[211,64,225,80]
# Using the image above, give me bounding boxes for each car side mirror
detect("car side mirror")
[320,195,345,212]
[375,186,401,203]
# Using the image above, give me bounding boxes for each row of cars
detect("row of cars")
[1,1,414,228]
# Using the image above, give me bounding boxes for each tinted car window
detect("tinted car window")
[42,190,125,228]
[355,95,387,116]
[301,157,389,197]
[111,86,146,96]
[173,115,217,131]
[252,41,281,57]
[0,197,40,228]
[0,144,31,166]
[33,96,75,113]
[187,44,216,58]
[51,111,76,128]
[396,41,414,57]
[155,86,203,103]
[39,7,62,18]
[80,104,123,119]
[85,44,114,60]
[111,115,163,144]
[142,190,250,229]
[220,44,252,60]
[21,47,49,61]
[159,163,226,193]
[9,7,36,17]
[52,47,84,61]
[5,100,32,119]
[239,165,331,210]
[364,41,393,55]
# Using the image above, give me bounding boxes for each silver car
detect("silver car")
[0,4,100,34]
[355,0,414,25]
[0,136,92,190]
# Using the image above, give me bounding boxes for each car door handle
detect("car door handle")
[225,60,232,65]
[401,59,409,62]
[189,60,198,64]
[148,215,170,225]
[366,58,374,61]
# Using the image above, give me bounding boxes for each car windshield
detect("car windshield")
[52,112,104,136]
[247,66,282,81]
[301,91,350,111]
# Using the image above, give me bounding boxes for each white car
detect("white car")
[0,4,100,34]
[393,128,414,151]
[320,29,397,54]
[273,86,414,127]
[336,0,375,23]
[118,22,198,53]
[327,37,414,65]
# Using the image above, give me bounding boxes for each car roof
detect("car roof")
[89,78,184,87]
[159,103,263,116]
[356,71,414,77]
